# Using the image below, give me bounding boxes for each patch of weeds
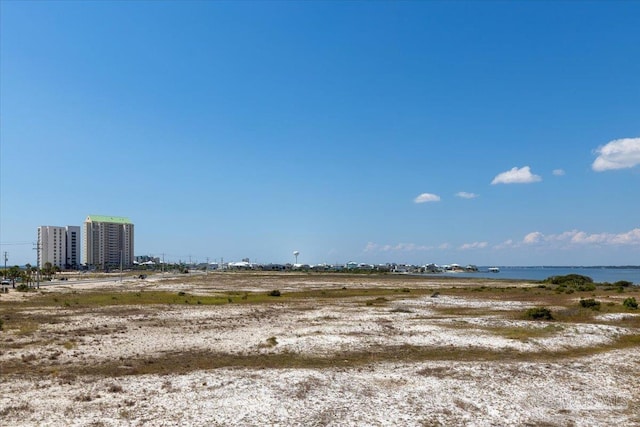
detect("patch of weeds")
[21,353,37,363]
[525,307,554,321]
[107,382,123,393]
[488,324,563,341]
[48,350,62,360]
[623,297,638,310]
[390,306,413,313]
[266,336,278,347]
[17,322,38,335]
[268,290,281,297]
[0,402,32,417]
[579,298,601,310]
[416,366,451,378]
[177,291,186,297]
[292,377,324,399]
[366,297,388,306]
[161,380,176,392]
[74,393,93,402]
[56,372,77,385]
[62,340,77,350]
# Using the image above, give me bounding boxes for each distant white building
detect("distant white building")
[38,225,81,269]
[83,215,134,268]
[65,226,81,268]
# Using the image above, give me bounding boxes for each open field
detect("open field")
[1,272,639,426]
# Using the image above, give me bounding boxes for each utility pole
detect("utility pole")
[3,252,7,278]
[33,240,41,289]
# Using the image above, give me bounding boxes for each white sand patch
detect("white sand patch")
[2,350,638,426]
[596,313,640,321]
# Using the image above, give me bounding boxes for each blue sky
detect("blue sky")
[1,1,639,266]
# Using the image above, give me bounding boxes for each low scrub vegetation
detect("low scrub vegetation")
[525,307,554,321]
[579,298,601,310]
[623,297,638,310]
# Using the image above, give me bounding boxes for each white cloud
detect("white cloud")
[522,228,640,247]
[455,191,479,199]
[523,232,543,244]
[364,242,378,252]
[552,169,565,176]
[592,137,640,172]
[494,239,517,250]
[491,166,542,185]
[364,242,432,253]
[414,193,441,203]
[459,241,488,250]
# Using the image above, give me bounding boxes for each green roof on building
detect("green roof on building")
[86,215,133,224]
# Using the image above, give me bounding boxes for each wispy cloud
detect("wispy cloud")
[522,228,640,246]
[455,191,478,199]
[459,241,488,250]
[364,242,433,252]
[491,166,542,185]
[592,137,640,172]
[494,239,516,250]
[552,169,565,176]
[414,193,441,203]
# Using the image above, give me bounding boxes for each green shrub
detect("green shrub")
[614,281,633,288]
[525,307,553,321]
[266,336,278,347]
[579,298,601,310]
[268,290,281,297]
[623,297,638,310]
[16,284,29,292]
[543,274,593,287]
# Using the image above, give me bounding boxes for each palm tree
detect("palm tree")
[8,265,21,288]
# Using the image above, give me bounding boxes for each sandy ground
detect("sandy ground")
[1,273,639,426]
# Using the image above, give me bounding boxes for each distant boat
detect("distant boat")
[488,267,500,273]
